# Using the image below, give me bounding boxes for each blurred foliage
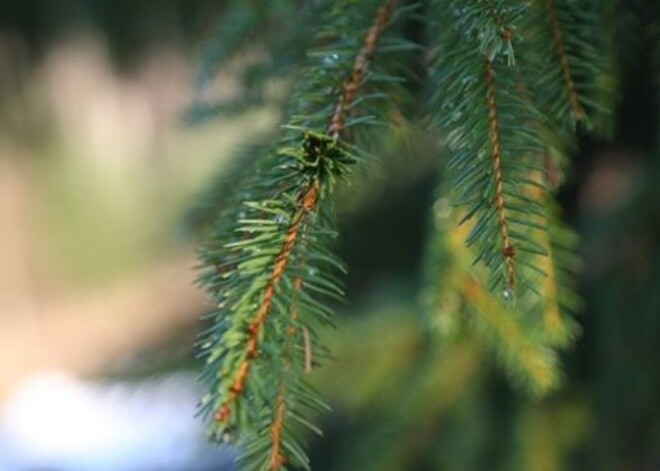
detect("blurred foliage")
[303,3,660,468]
[184,0,660,469]
[1,0,659,470]
[0,0,221,66]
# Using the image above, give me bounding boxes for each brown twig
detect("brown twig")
[262,1,400,461]
[215,183,319,423]
[268,385,288,470]
[218,0,399,456]
[545,0,586,122]
[484,58,516,289]
[327,0,398,140]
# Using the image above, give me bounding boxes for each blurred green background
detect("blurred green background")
[0,1,659,470]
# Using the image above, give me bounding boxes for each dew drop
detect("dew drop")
[433,198,451,220]
[322,53,340,66]
[502,286,516,308]
[308,268,318,276]
[450,110,462,122]
[274,215,287,225]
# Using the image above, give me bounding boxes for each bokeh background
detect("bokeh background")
[0,1,659,470]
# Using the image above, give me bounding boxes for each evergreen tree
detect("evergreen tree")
[190,1,659,469]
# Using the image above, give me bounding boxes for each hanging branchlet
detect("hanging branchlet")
[192,0,615,464]
[484,57,516,290]
[420,0,587,391]
[265,274,305,471]
[196,0,409,468]
[212,181,320,426]
[545,0,587,123]
[429,0,548,299]
[328,0,399,139]
[522,0,613,134]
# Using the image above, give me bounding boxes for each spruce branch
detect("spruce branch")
[544,0,587,123]
[523,0,614,134]
[429,0,549,298]
[188,0,619,464]
[328,0,399,139]
[246,3,401,467]
[267,384,288,470]
[213,181,319,427]
[484,56,517,290]
[196,0,409,468]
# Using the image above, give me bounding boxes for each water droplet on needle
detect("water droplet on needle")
[502,285,516,308]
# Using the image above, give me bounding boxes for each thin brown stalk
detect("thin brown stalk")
[268,385,288,470]
[545,0,586,122]
[327,0,398,140]
[215,183,319,424]
[484,58,516,289]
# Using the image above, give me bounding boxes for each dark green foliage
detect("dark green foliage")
[189,0,644,469]
[195,1,414,468]
[522,0,614,135]
[428,0,549,296]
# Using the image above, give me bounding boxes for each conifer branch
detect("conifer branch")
[253,2,401,464]
[268,384,288,470]
[522,0,612,135]
[484,57,516,290]
[215,183,320,425]
[544,0,587,123]
[429,0,547,296]
[197,1,410,467]
[328,0,398,139]
[190,0,618,463]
